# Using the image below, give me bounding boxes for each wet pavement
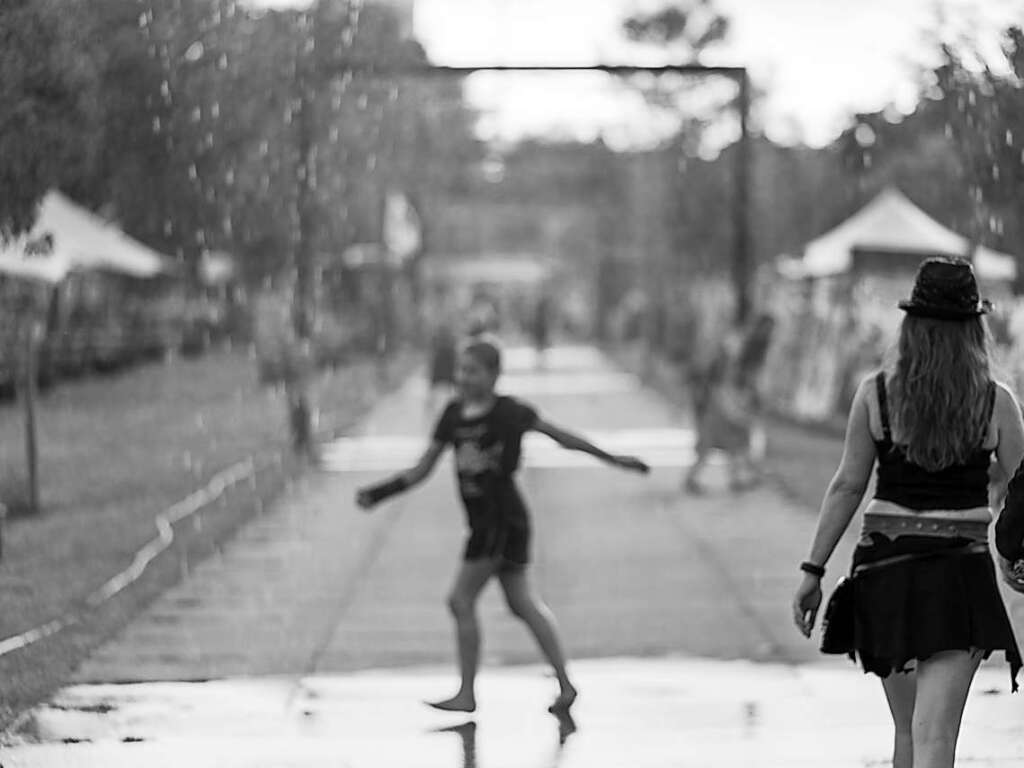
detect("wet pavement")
[4,345,1024,765]
[5,657,1024,767]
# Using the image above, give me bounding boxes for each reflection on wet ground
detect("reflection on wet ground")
[5,656,1024,767]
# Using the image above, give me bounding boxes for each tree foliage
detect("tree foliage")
[0,0,100,240]
[622,0,730,60]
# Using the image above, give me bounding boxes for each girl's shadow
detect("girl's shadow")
[432,712,577,768]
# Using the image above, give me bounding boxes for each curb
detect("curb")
[0,456,268,659]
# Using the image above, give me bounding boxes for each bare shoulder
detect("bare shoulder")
[855,372,880,400]
[993,380,1022,415]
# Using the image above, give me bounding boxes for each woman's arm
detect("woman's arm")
[532,419,649,473]
[356,440,447,509]
[804,378,876,566]
[993,383,1024,559]
[793,376,877,636]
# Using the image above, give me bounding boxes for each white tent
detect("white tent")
[0,190,169,283]
[797,187,1017,282]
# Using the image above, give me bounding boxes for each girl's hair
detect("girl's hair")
[462,336,502,375]
[888,314,992,471]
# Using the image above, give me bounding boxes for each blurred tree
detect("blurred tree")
[0,0,99,239]
[934,28,1024,270]
[622,0,730,61]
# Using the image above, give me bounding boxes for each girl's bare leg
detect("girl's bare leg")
[911,650,981,768]
[685,448,708,494]
[429,559,498,712]
[882,669,917,768]
[498,567,577,711]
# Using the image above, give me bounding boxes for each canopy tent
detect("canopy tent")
[789,187,1017,282]
[0,190,170,284]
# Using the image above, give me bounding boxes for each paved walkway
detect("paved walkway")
[4,345,1024,767]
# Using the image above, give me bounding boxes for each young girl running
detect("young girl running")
[356,337,649,713]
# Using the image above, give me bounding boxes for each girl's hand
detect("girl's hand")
[614,455,650,474]
[355,489,376,511]
[792,575,823,638]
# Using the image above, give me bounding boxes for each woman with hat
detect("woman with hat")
[792,257,1024,768]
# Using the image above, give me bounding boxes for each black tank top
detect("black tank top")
[873,372,996,511]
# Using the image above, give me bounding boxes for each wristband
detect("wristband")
[800,561,826,578]
[363,476,410,505]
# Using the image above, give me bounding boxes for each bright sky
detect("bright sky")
[247,0,1024,147]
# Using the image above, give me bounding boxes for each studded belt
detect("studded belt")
[861,512,990,542]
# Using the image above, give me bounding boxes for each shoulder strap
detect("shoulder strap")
[986,381,997,423]
[875,372,892,442]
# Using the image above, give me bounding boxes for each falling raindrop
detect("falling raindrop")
[191,106,202,123]
[164,219,174,236]
[188,164,198,181]
[1007,129,1014,146]
[211,101,220,119]
[260,140,269,156]
[184,41,205,63]
[152,116,162,134]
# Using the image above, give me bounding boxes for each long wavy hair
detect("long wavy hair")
[888,314,992,471]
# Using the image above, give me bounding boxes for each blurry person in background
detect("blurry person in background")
[531,290,554,370]
[793,258,1024,768]
[356,336,649,715]
[684,312,774,494]
[426,306,458,415]
[467,290,500,338]
[734,312,776,462]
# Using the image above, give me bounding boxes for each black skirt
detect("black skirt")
[822,533,1022,691]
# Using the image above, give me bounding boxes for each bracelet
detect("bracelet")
[800,561,826,578]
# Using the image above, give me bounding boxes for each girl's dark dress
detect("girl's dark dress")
[823,374,1021,690]
[433,395,538,569]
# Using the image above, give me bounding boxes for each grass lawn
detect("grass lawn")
[0,347,414,725]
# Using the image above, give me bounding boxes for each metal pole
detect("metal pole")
[733,71,752,326]
[22,321,40,513]
[288,25,317,457]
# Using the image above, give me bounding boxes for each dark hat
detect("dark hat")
[898,257,992,320]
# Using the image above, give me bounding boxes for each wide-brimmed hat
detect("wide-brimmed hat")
[898,257,992,320]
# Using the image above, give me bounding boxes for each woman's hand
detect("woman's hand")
[792,574,823,638]
[613,455,650,474]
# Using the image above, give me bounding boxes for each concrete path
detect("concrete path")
[4,345,1024,767]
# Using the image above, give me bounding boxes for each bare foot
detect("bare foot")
[554,710,578,744]
[427,693,477,713]
[547,685,578,714]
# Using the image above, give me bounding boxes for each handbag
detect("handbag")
[820,576,855,654]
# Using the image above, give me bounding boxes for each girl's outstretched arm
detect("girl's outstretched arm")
[532,419,649,473]
[356,440,447,510]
